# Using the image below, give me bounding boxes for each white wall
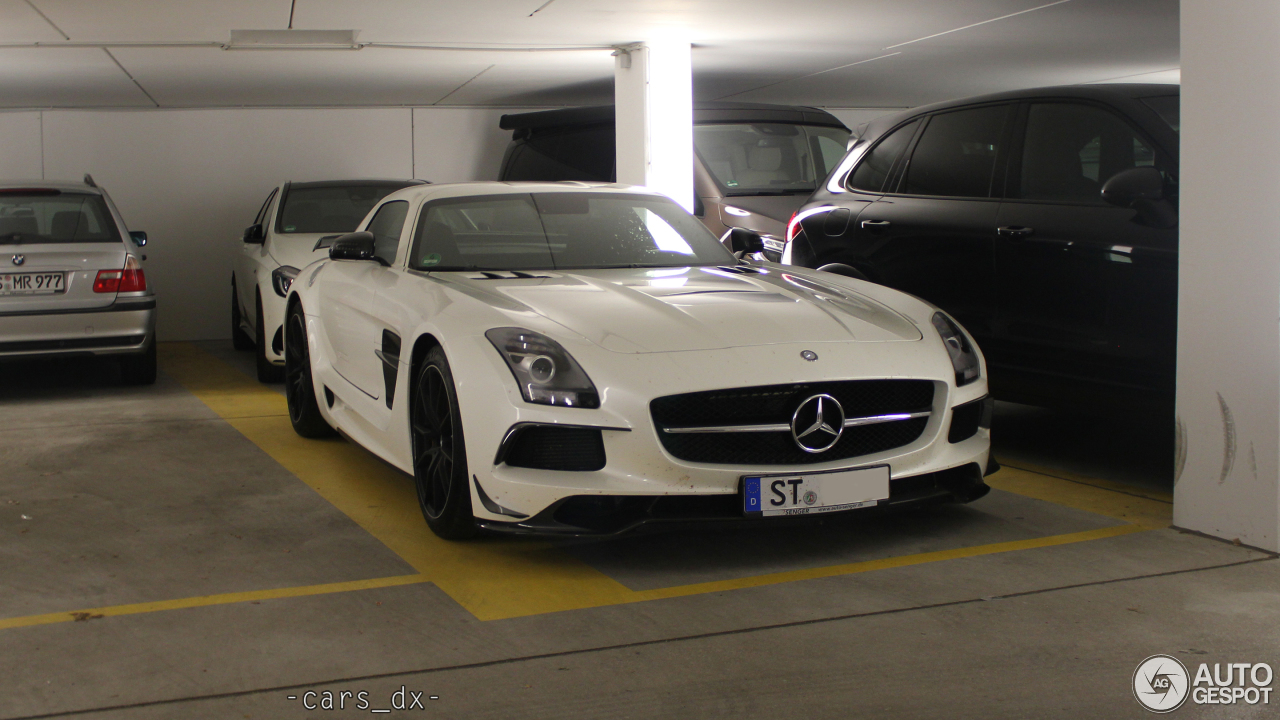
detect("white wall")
[0,112,42,178]
[1175,0,1280,551]
[0,106,524,341]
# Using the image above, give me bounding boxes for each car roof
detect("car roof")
[382,180,666,204]
[286,178,428,190]
[859,83,1179,139]
[0,180,103,194]
[500,102,849,133]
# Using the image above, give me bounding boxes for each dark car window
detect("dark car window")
[1017,103,1166,204]
[365,200,410,265]
[847,119,920,193]
[900,106,1008,198]
[276,184,410,234]
[0,192,121,244]
[411,193,733,271]
[1140,95,1179,134]
[503,125,615,182]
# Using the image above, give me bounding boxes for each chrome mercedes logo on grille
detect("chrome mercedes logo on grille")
[791,393,845,453]
[11,255,23,266]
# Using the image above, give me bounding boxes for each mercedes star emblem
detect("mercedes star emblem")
[790,393,845,453]
[11,254,24,266]
[800,350,818,361]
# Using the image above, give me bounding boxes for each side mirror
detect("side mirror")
[242,223,265,244]
[129,230,148,247]
[1101,167,1177,228]
[1101,167,1164,208]
[328,232,379,262]
[729,227,765,255]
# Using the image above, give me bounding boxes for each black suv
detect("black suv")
[789,84,1179,408]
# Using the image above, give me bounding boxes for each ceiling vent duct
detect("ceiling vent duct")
[226,30,361,50]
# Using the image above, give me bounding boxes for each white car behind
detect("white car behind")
[232,179,425,381]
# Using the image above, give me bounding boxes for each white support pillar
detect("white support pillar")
[1175,0,1280,551]
[614,39,694,212]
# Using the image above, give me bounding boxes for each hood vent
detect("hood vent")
[469,270,554,280]
[713,265,768,275]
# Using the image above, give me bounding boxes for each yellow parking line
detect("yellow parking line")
[0,574,428,631]
[12,342,1152,625]
[986,465,1172,530]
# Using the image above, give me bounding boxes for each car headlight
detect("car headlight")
[485,328,600,408]
[932,312,980,386]
[271,266,300,298]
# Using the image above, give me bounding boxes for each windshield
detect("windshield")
[1141,96,1179,134]
[0,191,120,245]
[276,184,411,234]
[694,123,850,195]
[410,192,735,271]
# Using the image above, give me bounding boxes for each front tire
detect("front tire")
[410,346,476,540]
[255,293,283,383]
[231,278,254,351]
[284,301,335,439]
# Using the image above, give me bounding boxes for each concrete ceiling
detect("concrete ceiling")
[0,0,1179,109]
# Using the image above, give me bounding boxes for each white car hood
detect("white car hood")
[449,266,922,354]
[270,233,340,270]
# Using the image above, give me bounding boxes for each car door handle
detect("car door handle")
[860,220,891,230]
[997,225,1034,237]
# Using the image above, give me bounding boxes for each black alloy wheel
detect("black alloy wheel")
[255,293,284,383]
[410,346,476,539]
[283,302,335,438]
[231,278,253,351]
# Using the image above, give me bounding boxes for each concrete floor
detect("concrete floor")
[1,343,1276,720]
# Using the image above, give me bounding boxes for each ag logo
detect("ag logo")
[1134,655,1190,713]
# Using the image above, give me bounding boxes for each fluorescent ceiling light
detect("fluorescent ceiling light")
[226,30,360,50]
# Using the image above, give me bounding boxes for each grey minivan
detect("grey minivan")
[0,176,156,384]
[498,102,850,261]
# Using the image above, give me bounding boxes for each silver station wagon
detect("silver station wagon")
[0,176,156,384]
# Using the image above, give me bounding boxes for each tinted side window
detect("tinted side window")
[366,200,410,265]
[1017,103,1166,204]
[901,106,1008,198]
[847,119,920,192]
[502,125,615,182]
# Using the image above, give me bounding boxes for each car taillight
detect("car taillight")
[93,257,146,293]
[93,270,122,293]
[119,256,147,292]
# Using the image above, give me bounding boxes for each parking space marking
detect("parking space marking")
[0,574,428,631]
[987,465,1172,530]
[0,342,1164,626]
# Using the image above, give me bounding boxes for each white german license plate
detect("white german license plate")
[0,272,65,295]
[743,466,890,517]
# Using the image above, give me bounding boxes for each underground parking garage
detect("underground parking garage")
[1,1,1277,718]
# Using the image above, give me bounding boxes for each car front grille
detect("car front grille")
[650,380,935,465]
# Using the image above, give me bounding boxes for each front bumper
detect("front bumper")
[0,298,155,358]
[478,461,993,537]
[453,335,992,532]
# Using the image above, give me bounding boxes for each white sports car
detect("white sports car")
[284,182,993,538]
